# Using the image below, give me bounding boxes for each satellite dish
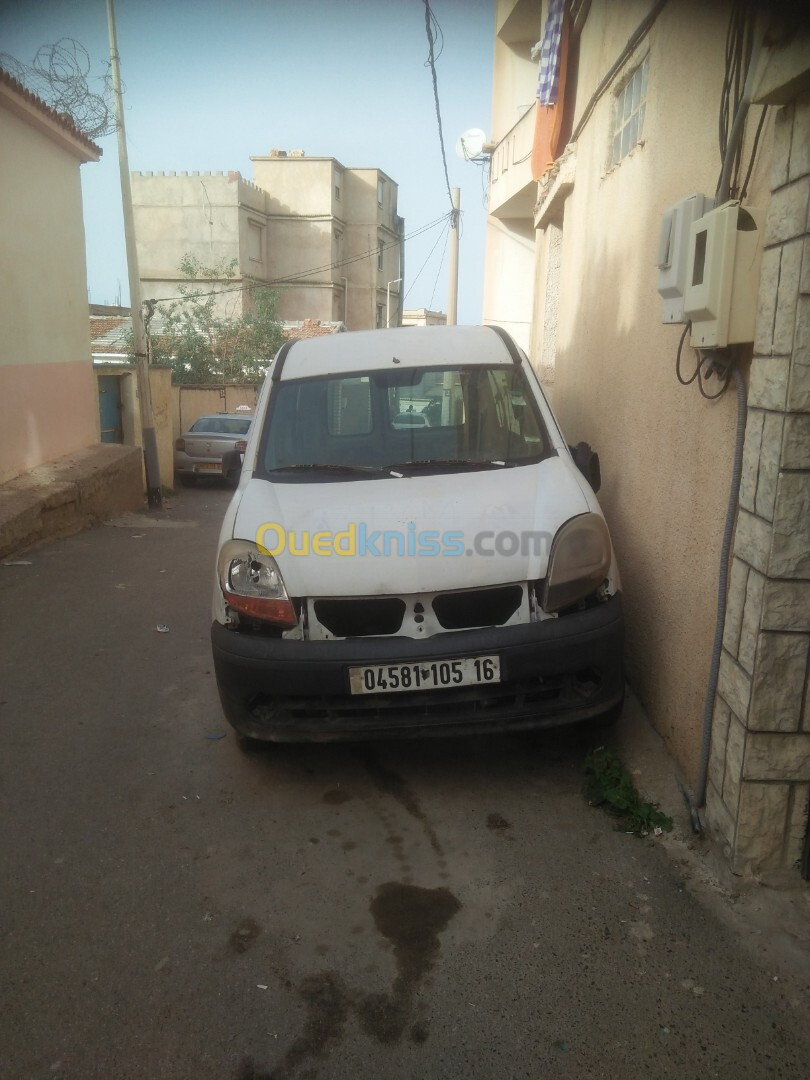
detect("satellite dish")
[455,128,487,160]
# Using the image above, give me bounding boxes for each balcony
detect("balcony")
[488,101,537,220]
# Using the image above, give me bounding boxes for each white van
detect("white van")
[212,325,624,743]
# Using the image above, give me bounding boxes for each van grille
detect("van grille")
[432,585,523,630]
[313,597,406,637]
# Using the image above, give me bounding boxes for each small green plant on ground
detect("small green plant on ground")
[583,747,673,837]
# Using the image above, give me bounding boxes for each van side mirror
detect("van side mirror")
[568,442,601,493]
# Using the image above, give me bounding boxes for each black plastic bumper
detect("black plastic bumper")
[211,595,624,741]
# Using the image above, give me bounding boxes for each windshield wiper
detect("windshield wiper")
[268,463,389,475]
[385,458,510,471]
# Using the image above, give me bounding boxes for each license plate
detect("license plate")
[195,462,222,472]
[349,655,500,695]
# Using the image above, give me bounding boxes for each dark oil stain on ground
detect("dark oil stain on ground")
[265,881,461,1077]
[370,881,461,992]
[264,971,350,1080]
[358,881,461,1044]
[236,1058,273,1080]
[354,748,444,855]
[228,916,261,955]
[487,812,512,831]
[322,788,353,804]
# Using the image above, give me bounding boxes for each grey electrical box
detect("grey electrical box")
[656,194,714,323]
[683,200,764,348]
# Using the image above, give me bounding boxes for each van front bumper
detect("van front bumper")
[211,595,624,742]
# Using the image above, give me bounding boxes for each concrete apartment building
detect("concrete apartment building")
[483,0,810,879]
[132,151,404,331]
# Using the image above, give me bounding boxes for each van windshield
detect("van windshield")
[258,365,551,478]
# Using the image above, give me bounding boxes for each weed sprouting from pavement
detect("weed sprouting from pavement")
[583,747,673,837]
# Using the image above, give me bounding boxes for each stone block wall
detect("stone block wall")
[706,95,810,878]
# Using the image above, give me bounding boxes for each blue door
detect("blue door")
[98,375,123,443]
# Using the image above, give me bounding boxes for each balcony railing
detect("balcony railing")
[488,101,537,220]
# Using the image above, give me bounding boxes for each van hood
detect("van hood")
[231,456,591,597]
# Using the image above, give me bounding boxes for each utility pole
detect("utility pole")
[106,0,162,508]
[446,187,460,326]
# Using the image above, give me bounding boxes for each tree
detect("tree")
[146,255,287,384]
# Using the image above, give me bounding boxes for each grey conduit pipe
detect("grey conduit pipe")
[695,366,747,809]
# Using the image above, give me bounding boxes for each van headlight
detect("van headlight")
[541,514,612,613]
[217,541,297,628]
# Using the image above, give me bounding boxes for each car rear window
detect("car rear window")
[190,417,252,435]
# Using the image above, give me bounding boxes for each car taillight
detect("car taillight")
[175,437,185,451]
[235,440,247,453]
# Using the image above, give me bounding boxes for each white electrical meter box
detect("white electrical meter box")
[656,193,714,323]
[683,200,764,348]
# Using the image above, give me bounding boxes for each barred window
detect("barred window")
[612,54,648,166]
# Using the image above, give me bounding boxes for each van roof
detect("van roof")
[276,325,518,380]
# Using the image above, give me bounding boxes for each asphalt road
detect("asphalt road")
[1,484,808,1080]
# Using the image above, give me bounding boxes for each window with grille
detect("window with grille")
[247,221,263,262]
[612,54,648,166]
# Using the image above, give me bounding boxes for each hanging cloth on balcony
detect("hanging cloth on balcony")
[535,0,565,106]
[532,0,571,182]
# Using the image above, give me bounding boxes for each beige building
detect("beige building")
[132,151,404,332]
[0,70,102,484]
[402,308,447,327]
[484,1,810,879]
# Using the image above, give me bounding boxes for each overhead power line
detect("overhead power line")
[403,216,452,302]
[423,0,454,212]
[148,213,453,306]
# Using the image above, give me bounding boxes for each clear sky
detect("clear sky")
[0,0,495,324]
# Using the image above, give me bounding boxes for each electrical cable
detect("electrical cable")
[428,220,452,309]
[717,4,761,204]
[697,355,732,400]
[423,0,454,211]
[570,0,669,144]
[675,322,700,385]
[739,104,768,200]
[675,322,732,398]
[147,213,452,305]
[403,216,451,301]
[694,365,747,809]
